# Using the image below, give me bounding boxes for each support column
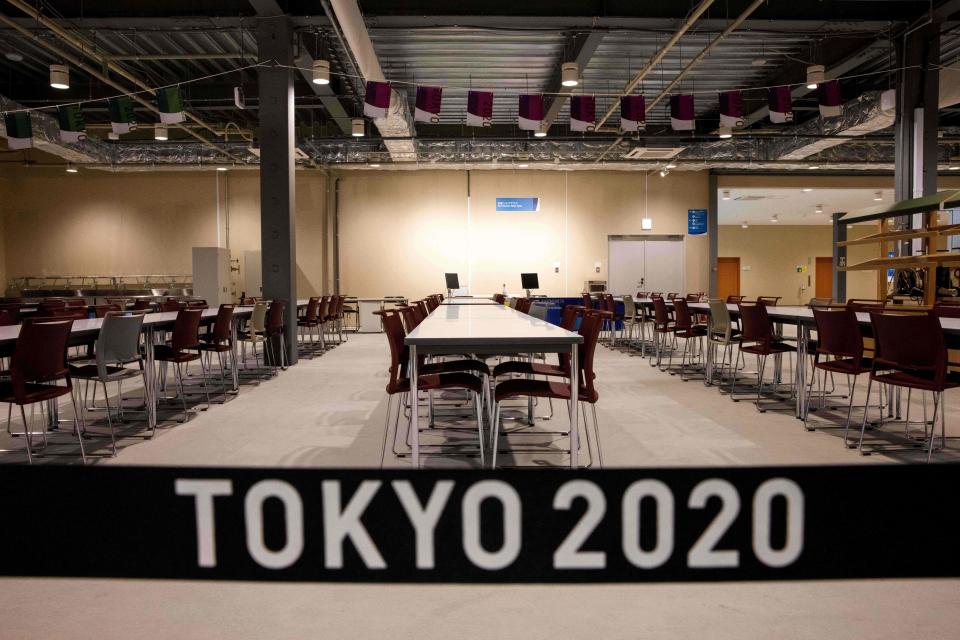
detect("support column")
[832,212,847,303]
[257,15,298,365]
[894,24,941,202]
[708,172,719,297]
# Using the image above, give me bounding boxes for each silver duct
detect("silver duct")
[0,94,110,163]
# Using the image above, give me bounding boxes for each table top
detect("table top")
[440,297,500,306]
[406,303,581,351]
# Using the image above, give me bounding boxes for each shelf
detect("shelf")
[839,190,960,225]
[837,228,938,247]
[839,253,960,271]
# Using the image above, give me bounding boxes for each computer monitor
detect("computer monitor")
[444,273,460,290]
[521,273,539,295]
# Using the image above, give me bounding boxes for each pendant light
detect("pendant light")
[718,126,733,139]
[312,59,330,85]
[806,64,825,90]
[154,126,168,141]
[351,118,365,137]
[561,62,579,87]
[49,64,69,90]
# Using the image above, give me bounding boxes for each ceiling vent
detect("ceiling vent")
[623,147,686,160]
[247,144,310,161]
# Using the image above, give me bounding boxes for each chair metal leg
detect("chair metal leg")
[174,363,188,422]
[755,355,768,412]
[841,375,857,446]
[101,381,117,457]
[590,403,603,469]
[857,377,874,451]
[69,388,87,464]
[379,394,394,468]
[474,392,486,468]
[492,401,502,469]
[19,405,32,464]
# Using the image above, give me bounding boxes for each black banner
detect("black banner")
[2,464,958,583]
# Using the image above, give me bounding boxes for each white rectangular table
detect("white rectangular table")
[440,297,500,306]
[405,304,583,467]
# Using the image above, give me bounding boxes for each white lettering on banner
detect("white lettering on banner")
[553,480,607,569]
[753,478,805,568]
[392,480,454,570]
[322,480,387,570]
[462,480,522,570]
[244,480,304,570]
[174,479,233,568]
[622,479,675,569]
[687,479,741,568]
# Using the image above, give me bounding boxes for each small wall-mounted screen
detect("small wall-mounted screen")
[444,273,460,289]
[521,273,539,290]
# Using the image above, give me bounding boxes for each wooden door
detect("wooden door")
[716,257,740,300]
[815,256,833,299]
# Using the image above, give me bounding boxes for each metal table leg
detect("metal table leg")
[410,345,419,468]
[569,346,579,469]
[143,325,157,432]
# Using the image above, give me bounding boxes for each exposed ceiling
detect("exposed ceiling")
[717,186,898,225]
[0,0,958,169]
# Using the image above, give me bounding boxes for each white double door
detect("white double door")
[608,236,684,296]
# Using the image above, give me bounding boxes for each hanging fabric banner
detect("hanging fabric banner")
[57,104,87,143]
[569,95,595,132]
[619,95,646,132]
[108,96,137,134]
[156,86,186,124]
[768,86,794,123]
[670,94,695,131]
[466,90,493,127]
[363,80,392,119]
[818,80,842,118]
[518,94,544,131]
[3,112,33,150]
[718,90,744,128]
[414,86,442,124]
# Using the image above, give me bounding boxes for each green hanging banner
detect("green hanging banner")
[156,86,185,124]
[57,104,87,143]
[108,95,137,134]
[3,112,33,149]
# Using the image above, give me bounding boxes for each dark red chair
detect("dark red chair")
[93,304,122,318]
[726,295,745,304]
[859,312,959,461]
[132,299,152,311]
[297,297,323,354]
[757,296,781,307]
[196,303,236,396]
[0,318,84,463]
[846,299,886,312]
[154,308,210,421]
[160,300,183,312]
[737,302,796,412]
[264,299,288,369]
[667,299,708,380]
[0,309,16,326]
[651,296,675,369]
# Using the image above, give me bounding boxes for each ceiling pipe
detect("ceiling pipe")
[4,0,221,140]
[595,0,714,129]
[0,12,245,162]
[104,53,244,61]
[646,0,766,112]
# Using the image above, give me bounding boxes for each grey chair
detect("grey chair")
[707,299,743,391]
[808,297,833,308]
[529,303,548,321]
[69,312,147,454]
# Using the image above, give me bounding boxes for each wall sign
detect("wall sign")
[688,209,708,235]
[0,465,957,583]
[496,197,540,212]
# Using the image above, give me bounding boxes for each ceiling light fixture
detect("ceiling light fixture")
[518,163,529,168]
[802,187,813,192]
[534,126,548,138]
[806,64,825,90]
[351,118,365,137]
[718,126,733,139]
[154,126,168,141]
[369,163,380,168]
[741,221,749,229]
[770,214,779,223]
[815,204,823,214]
[949,165,960,171]
[216,166,228,172]
[311,59,330,85]
[49,63,69,90]
[659,169,669,177]
[107,132,120,141]
[561,62,579,87]
[665,162,677,169]
[4,52,23,62]
[874,191,883,201]
[722,190,731,201]
[65,165,78,173]
[808,165,820,170]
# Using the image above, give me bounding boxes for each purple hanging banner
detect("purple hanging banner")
[768,86,794,123]
[466,90,493,127]
[518,94,544,131]
[569,95,596,132]
[620,95,646,132]
[414,86,442,124]
[718,90,744,128]
[363,80,392,119]
[670,94,695,131]
[817,80,842,118]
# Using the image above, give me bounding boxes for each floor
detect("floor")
[1,332,958,638]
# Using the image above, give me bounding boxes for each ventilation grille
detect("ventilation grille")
[623,147,686,160]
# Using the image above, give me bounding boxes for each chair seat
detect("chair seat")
[422,358,491,377]
[741,340,796,356]
[815,356,872,376]
[68,363,142,381]
[196,341,232,353]
[395,371,483,395]
[297,318,320,327]
[872,368,960,392]
[495,377,597,404]
[492,360,565,378]
[0,381,73,404]
[153,344,200,363]
[675,325,707,338]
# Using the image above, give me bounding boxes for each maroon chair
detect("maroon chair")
[491,310,604,469]
[160,300,183,312]
[737,302,796,412]
[0,318,84,463]
[297,297,323,354]
[38,299,67,316]
[196,303,236,396]
[154,308,210,421]
[380,311,486,468]
[93,304,122,318]
[132,299,152,311]
[493,294,505,304]
[933,303,960,319]
[651,296,675,368]
[726,295,745,304]
[667,299,708,380]
[263,299,289,369]
[806,308,872,441]
[581,293,593,310]
[0,309,16,326]
[757,296,781,307]
[859,312,959,461]
[846,299,885,312]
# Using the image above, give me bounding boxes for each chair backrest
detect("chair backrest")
[408,303,426,327]
[97,312,145,372]
[94,304,122,318]
[209,304,235,343]
[38,300,66,315]
[250,302,268,332]
[493,294,505,304]
[529,303,548,321]
[602,294,615,313]
[170,309,203,351]
[847,298,885,312]
[0,309,15,326]
[266,299,287,336]
[635,291,649,299]
[397,305,418,333]
[666,293,678,301]
[304,297,320,322]
[622,295,635,320]
[708,299,733,340]
[685,293,702,302]
[132,299,152,311]
[160,300,183,312]
[673,298,694,330]
[317,295,330,320]
[933,303,960,318]
[382,311,409,394]
[757,296,781,307]
[737,302,774,344]
[11,319,73,397]
[577,310,604,402]
[726,295,744,304]
[560,304,579,331]
[652,297,670,326]
[65,298,87,308]
[425,296,438,312]
[870,311,947,387]
[809,297,833,308]
[812,308,863,361]
[415,299,429,319]
[649,292,663,300]
[581,293,592,310]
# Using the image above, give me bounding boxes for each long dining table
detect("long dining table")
[404,302,583,468]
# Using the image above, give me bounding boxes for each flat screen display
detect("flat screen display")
[520,273,539,290]
[444,273,460,289]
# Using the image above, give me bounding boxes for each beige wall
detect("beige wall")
[0,168,329,298]
[337,169,710,300]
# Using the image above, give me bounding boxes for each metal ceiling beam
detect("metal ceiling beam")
[595,0,714,129]
[542,31,605,129]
